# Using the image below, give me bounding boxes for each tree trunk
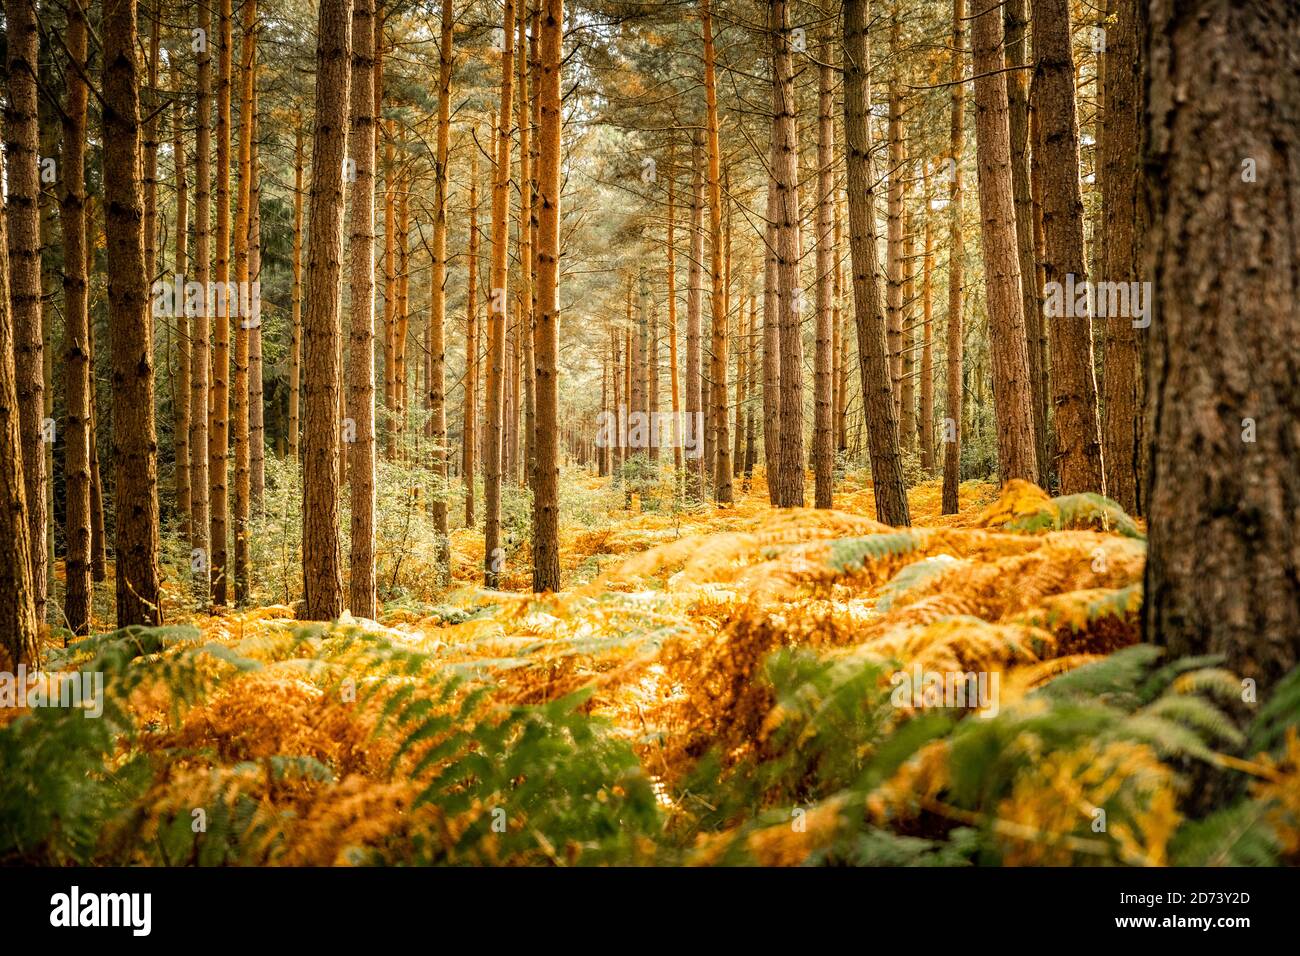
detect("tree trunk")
[232,0,256,603]
[1032,0,1104,495]
[843,0,910,526]
[348,0,378,618]
[1143,0,1300,689]
[702,0,733,504]
[288,121,304,464]
[5,0,46,626]
[61,4,92,637]
[464,141,479,527]
[1099,0,1144,514]
[301,0,351,621]
[920,165,936,473]
[248,70,265,511]
[685,130,705,499]
[173,67,192,542]
[191,7,213,591]
[971,0,1039,484]
[532,0,563,591]
[429,0,453,579]
[0,148,39,668]
[1005,0,1050,473]
[770,0,801,507]
[813,29,836,509]
[210,0,234,606]
[104,0,163,627]
[484,0,515,587]
[941,0,965,515]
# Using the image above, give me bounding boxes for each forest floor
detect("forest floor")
[10,472,1298,866]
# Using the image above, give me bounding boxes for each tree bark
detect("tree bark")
[971,0,1039,484]
[1099,0,1144,514]
[348,0,378,618]
[813,28,836,508]
[1143,0,1300,689]
[210,0,234,606]
[843,0,910,526]
[104,0,164,627]
[1032,0,1104,495]
[532,0,563,591]
[232,0,256,603]
[5,0,47,626]
[464,140,479,526]
[301,0,351,621]
[685,130,705,499]
[941,0,966,514]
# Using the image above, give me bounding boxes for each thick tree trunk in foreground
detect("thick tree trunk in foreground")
[105,0,164,627]
[348,0,378,618]
[6,0,47,626]
[0,151,39,667]
[1032,0,1104,495]
[301,0,351,620]
[1100,0,1144,515]
[1143,0,1300,690]
[843,0,910,526]
[970,0,1039,485]
[532,0,563,592]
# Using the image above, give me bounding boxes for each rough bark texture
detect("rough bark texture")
[232,0,256,603]
[1143,0,1300,689]
[685,131,705,500]
[1100,0,1145,514]
[970,0,1039,485]
[61,4,93,636]
[843,0,910,527]
[1032,0,1105,495]
[0,150,39,667]
[348,0,378,618]
[464,144,479,526]
[211,0,234,606]
[301,0,351,620]
[173,71,192,541]
[288,123,304,463]
[104,0,164,627]
[429,0,453,579]
[5,0,47,626]
[532,0,563,592]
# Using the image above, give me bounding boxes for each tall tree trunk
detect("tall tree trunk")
[429,0,453,579]
[941,0,966,514]
[920,165,935,473]
[288,121,304,463]
[105,0,163,627]
[843,0,910,526]
[5,0,46,626]
[813,28,836,508]
[971,0,1039,484]
[1032,0,1104,495]
[87,198,108,584]
[532,0,563,591]
[484,0,516,587]
[1005,0,1050,472]
[685,131,705,499]
[248,68,265,510]
[899,171,917,452]
[769,0,801,507]
[211,0,234,606]
[0,150,39,667]
[190,0,212,596]
[173,66,192,541]
[61,3,92,637]
[301,0,351,621]
[348,0,378,618]
[1099,0,1144,514]
[232,0,256,603]
[762,177,781,502]
[666,160,683,478]
[886,7,904,424]
[464,140,479,527]
[1143,0,1300,690]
